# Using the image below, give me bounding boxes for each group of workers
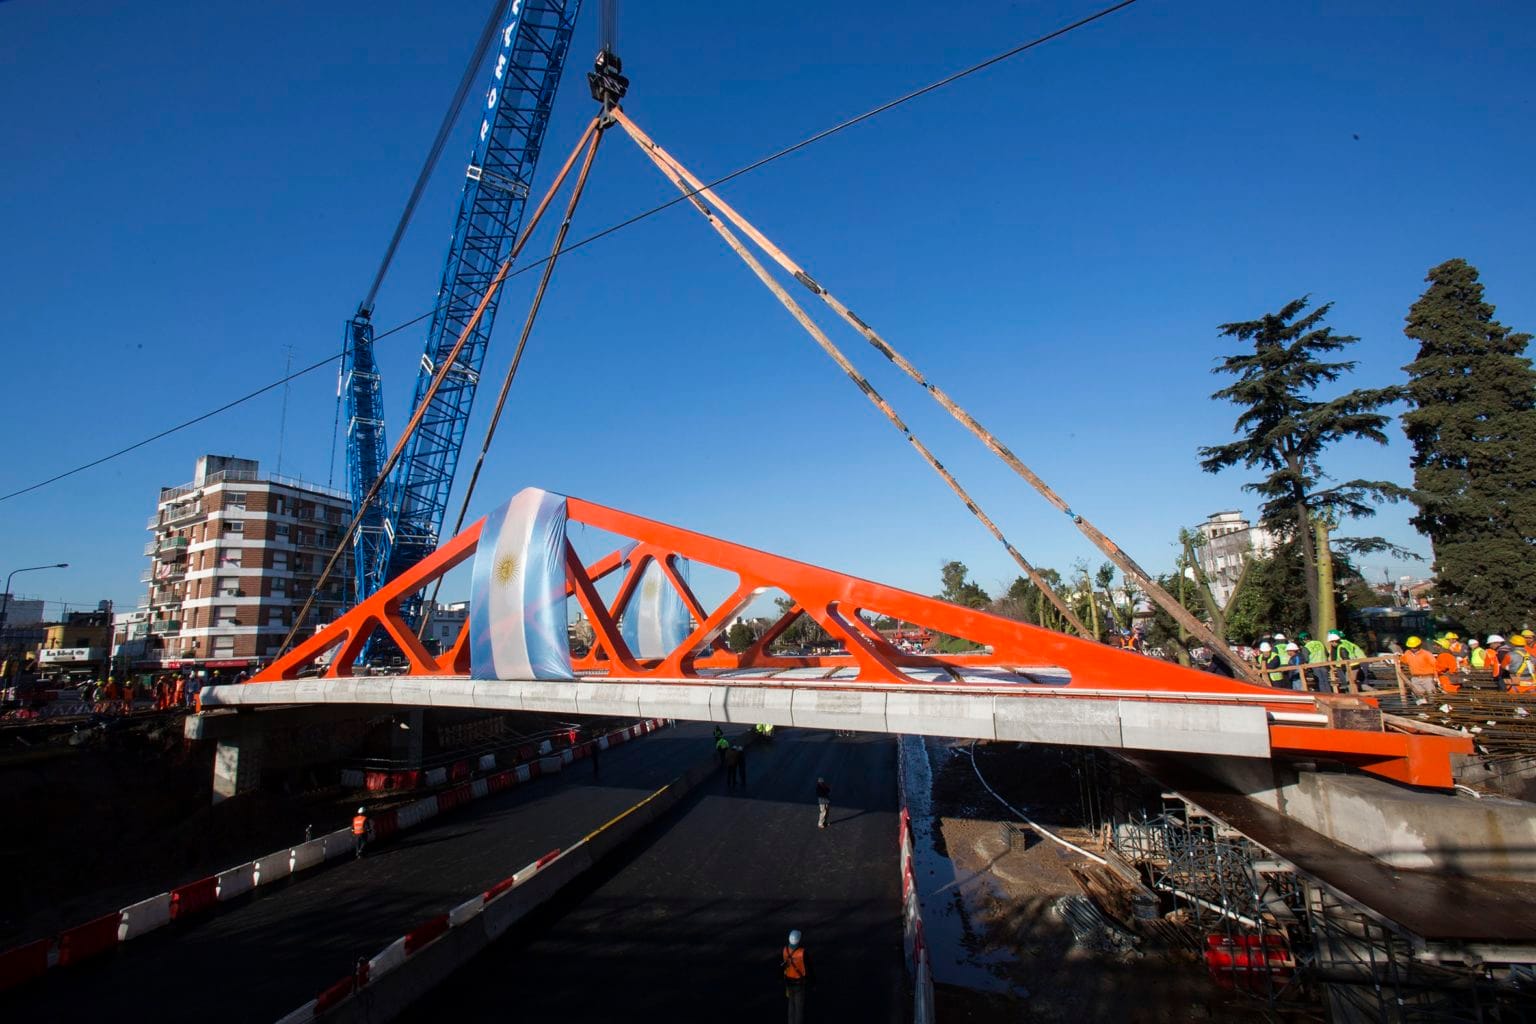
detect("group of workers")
[1400,629,1536,696]
[78,673,196,713]
[1252,629,1366,692]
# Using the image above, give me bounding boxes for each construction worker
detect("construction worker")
[782,929,809,1024]
[1509,635,1536,693]
[1283,642,1304,691]
[1488,635,1509,688]
[1256,641,1277,683]
[1301,632,1328,692]
[1443,631,1465,669]
[1261,642,1285,686]
[351,806,373,858]
[1431,636,1461,694]
[715,731,730,769]
[1468,638,1486,670]
[1400,637,1438,697]
[723,744,742,790]
[816,777,832,829]
[1327,630,1365,691]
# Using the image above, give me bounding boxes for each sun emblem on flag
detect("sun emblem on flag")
[494,553,519,587]
[642,579,660,600]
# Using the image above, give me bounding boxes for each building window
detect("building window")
[213,636,236,656]
[275,522,290,541]
[220,549,242,569]
[271,577,286,595]
[267,608,285,627]
[225,491,247,511]
[215,606,237,627]
[223,520,244,535]
[217,577,240,598]
[272,550,288,570]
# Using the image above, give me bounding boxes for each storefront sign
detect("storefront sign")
[39,647,103,663]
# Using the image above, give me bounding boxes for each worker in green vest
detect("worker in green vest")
[1468,638,1487,670]
[1299,632,1327,693]
[1326,629,1365,691]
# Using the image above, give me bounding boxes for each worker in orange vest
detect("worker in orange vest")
[1431,637,1460,694]
[781,929,809,1024]
[351,807,373,858]
[1399,637,1438,697]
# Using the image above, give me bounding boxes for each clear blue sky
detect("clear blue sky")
[2,0,1533,619]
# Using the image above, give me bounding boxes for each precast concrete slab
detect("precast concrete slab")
[630,683,720,722]
[719,684,796,726]
[885,690,997,740]
[1118,700,1270,758]
[572,680,643,718]
[789,686,890,732]
[993,695,1122,747]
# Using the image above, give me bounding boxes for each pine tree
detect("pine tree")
[1199,297,1407,637]
[1401,259,1536,634]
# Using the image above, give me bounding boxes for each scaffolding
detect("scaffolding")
[1106,791,1536,1023]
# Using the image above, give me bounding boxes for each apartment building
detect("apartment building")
[138,455,352,674]
[1194,510,1279,608]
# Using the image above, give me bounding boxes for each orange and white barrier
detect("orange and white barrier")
[896,740,936,1024]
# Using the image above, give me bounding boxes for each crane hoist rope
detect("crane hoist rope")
[611,108,1256,678]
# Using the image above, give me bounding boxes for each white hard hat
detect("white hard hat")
[787,930,802,947]
[1489,634,1505,644]
[1258,642,1272,652]
[1468,638,1480,646]
[357,807,366,814]
[1285,643,1299,651]
[1273,633,1287,641]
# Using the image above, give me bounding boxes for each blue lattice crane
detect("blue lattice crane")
[340,0,583,615]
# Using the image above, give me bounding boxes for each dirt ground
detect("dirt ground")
[919,738,1275,1023]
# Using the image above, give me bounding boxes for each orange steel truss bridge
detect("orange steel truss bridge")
[241,65,1470,793]
[207,492,1471,790]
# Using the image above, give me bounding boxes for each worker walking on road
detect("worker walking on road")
[782,929,809,1024]
[716,731,730,769]
[816,777,831,829]
[724,744,742,790]
[351,806,373,858]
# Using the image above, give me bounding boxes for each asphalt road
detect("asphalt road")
[405,729,906,1023]
[6,721,734,1023]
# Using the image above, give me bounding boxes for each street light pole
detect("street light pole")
[1,562,69,693]
[0,562,70,631]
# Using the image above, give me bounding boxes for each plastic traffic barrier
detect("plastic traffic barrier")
[170,876,218,920]
[0,938,51,992]
[57,912,121,966]
[215,862,256,902]
[402,914,449,956]
[290,838,326,874]
[118,892,173,940]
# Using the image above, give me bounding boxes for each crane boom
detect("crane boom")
[344,0,582,612]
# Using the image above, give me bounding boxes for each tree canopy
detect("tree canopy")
[1199,296,1407,634]
[1401,258,1536,634]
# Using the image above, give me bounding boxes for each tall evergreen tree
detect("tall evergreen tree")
[1401,258,1536,634]
[1199,297,1407,636]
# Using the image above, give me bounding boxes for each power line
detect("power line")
[0,0,1140,506]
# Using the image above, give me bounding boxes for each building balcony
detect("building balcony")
[149,620,182,635]
[159,535,190,553]
[140,569,154,583]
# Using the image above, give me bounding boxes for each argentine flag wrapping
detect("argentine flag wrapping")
[620,558,693,659]
[469,487,573,680]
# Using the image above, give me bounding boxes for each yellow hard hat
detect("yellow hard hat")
[1405,636,1423,649]
[1522,629,1534,639]
[1444,632,1459,641]
[1513,635,1529,648]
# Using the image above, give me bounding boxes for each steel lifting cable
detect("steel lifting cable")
[277,117,604,658]
[615,113,1092,639]
[418,122,607,640]
[616,109,1253,676]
